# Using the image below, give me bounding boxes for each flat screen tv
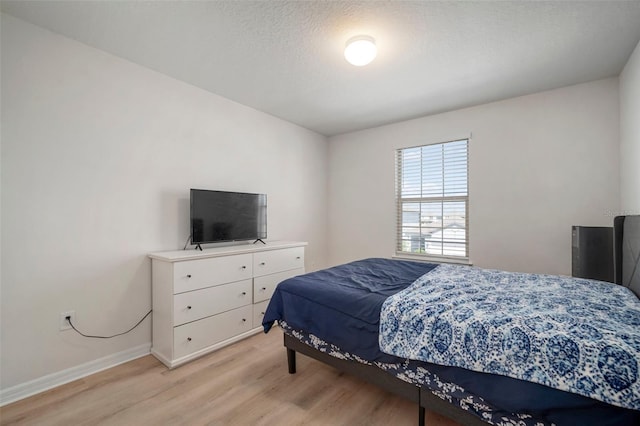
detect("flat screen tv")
[190,189,267,247]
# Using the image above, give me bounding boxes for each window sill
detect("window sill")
[392,253,473,266]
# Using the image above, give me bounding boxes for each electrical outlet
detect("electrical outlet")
[59,311,75,331]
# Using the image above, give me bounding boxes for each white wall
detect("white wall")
[328,79,620,275]
[620,39,640,213]
[0,14,328,390]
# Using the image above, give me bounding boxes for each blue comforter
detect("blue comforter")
[379,263,640,411]
[262,257,437,362]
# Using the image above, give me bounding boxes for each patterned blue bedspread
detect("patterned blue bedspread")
[379,264,640,410]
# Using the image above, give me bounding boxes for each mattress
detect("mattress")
[263,258,640,425]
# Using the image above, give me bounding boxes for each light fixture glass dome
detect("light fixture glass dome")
[344,35,377,66]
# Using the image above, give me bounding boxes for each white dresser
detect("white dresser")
[149,241,306,368]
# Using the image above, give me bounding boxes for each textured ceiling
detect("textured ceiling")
[2,1,640,136]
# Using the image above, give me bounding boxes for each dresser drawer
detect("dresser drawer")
[173,279,252,326]
[173,305,253,359]
[253,267,305,303]
[253,247,304,277]
[173,253,252,293]
[253,300,270,328]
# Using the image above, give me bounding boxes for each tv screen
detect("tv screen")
[190,189,267,245]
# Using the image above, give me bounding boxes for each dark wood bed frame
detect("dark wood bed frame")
[282,215,640,426]
[284,333,487,426]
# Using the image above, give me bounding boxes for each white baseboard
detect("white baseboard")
[0,343,151,407]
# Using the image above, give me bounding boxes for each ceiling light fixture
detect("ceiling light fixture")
[344,35,377,66]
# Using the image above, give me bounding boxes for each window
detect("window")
[396,139,468,259]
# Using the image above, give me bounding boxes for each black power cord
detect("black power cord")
[67,310,152,339]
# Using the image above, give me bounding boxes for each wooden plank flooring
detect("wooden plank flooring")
[0,329,461,426]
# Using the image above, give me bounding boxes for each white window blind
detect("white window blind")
[396,139,468,259]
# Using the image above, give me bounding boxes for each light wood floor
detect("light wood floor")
[0,328,461,426]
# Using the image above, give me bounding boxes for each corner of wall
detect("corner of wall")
[619,39,640,214]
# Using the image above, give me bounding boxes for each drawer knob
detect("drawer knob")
[187,337,192,342]
[187,305,192,310]
[260,311,265,316]
[261,287,266,291]
[187,274,192,278]
[260,262,266,266]
[241,265,247,269]
[242,318,246,322]
[241,292,247,296]
[296,256,301,260]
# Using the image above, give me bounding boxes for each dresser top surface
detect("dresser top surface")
[149,240,307,262]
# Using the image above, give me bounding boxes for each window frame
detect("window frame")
[395,138,469,262]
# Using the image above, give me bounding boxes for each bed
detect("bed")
[262,215,640,426]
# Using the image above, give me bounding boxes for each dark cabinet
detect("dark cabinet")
[571,226,613,282]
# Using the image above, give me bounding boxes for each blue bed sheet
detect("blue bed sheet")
[262,257,437,362]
